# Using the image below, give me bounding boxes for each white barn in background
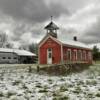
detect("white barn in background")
[0,48,36,64]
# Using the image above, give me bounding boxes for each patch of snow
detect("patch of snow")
[0,65,99,100]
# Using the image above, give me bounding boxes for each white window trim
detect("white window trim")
[78,50,82,61]
[88,52,91,60]
[83,51,86,60]
[67,49,71,61]
[74,50,77,60]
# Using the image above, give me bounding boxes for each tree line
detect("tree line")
[92,46,100,61]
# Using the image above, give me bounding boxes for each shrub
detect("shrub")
[47,79,53,84]
[60,78,65,81]
[86,80,97,85]
[53,96,69,100]
[22,84,28,89]
[96,92,100,97]
[12,80,21,86]
[38,89,48,93]
[52,91,62,97]
[73,86,82,94]
[7,91,16,98]
[0,92,3,97]
[60,85,68,92]
[87,93,94,98]
[36,83,42,88]
[77,80,84,85]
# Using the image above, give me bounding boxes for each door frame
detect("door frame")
[47,48,52,64]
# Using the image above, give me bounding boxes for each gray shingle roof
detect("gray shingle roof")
[45,21,59,30]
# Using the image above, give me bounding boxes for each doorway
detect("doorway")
[47,48,52,64]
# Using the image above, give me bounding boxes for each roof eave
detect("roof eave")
[63,43,92,50]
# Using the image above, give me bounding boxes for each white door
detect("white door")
[47,48,52,64]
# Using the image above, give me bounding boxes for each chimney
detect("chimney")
[73,36,77,41]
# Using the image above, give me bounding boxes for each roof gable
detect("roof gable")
[38,35,62,48]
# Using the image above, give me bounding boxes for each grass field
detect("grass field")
[0,64,100,100]
[94,60,100,64]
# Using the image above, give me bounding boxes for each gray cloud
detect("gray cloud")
[0,0,70,47]
[79,17,100,44]
[0,0,100,47]
[0,0,69,23]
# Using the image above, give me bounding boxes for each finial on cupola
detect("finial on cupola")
[51,16,53,22]
[44,16,59,38]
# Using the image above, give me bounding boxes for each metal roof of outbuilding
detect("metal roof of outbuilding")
[0,48,36,56]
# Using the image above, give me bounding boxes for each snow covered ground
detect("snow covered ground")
[0,65,100,100]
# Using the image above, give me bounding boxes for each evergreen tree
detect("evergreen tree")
[29,43,38,55]
[92,46,99,61]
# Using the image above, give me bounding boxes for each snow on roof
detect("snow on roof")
[0,48,12,53]
[14,49,36,56]
[0,48,36,56]
[59,39,91,49]
[39,35,91,50]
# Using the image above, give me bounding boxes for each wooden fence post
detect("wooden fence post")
[37,65,40,72]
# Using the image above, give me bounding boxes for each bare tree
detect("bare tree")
[19,44,29,50]
[5,43,13,48]
[0,32,13,48]
[28,43,38,54]
[0,32,8,47]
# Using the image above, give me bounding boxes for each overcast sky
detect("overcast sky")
[0,0,100,48]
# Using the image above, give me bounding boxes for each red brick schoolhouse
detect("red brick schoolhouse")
[38,20,92,64]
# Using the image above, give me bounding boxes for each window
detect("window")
[47,48,52,59]
[14,57,17,59]
[83,51,86,60]
[73,50,77,60]
[77,50,82,61]
[48,48,52,52]
[67,49,71,61]
[2,57,6,59]
[48,53,52,58]
[88,52,92,60]
[8,57,11,59]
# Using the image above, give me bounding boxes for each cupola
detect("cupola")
[44,16,59,38]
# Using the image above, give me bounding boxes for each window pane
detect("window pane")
[67,50,71,60]
[8,57,11,59]
[3,57,6,59]
[48,48,52,51]
[49,53,52,58]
